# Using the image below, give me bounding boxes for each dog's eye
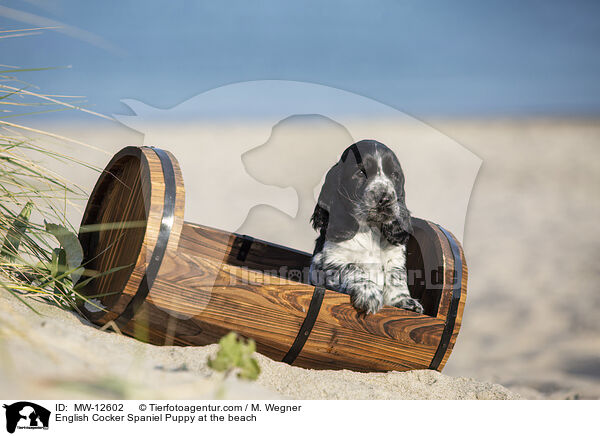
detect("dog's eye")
[354,169,367,178]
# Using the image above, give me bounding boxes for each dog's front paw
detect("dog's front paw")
[349,282,384,314]
[394,296,424,313]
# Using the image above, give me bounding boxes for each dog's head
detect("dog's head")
[311,139,412,245]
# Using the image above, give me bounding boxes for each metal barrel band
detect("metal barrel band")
[236,235,254,262]
[115,147,176,327]
[428,225,462,370]
[282,285,326,364]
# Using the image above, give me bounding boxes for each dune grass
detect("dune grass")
[0,27,106,314]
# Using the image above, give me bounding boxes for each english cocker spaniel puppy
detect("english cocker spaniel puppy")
[310,139,423,314]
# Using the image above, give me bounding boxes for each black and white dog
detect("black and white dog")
[310,140,423,314]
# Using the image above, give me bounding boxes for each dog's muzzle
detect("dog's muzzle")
[365,186,398,223]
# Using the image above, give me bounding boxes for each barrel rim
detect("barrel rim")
[77,146,182,324]
[113,147,178,327]
[428,223,464,370]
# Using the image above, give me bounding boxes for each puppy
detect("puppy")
[310,140,423,314]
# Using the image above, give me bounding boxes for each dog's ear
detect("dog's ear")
[382,172,412,246]
[310,203,329,231]
[382,156,412,245]
[314,160,359,242]
[382,207,412,245]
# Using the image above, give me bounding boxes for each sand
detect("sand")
[2,118,598,399]
[437,119,600,400]
[0,290,517,400]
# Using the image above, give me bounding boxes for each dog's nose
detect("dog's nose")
[378,193,393,207]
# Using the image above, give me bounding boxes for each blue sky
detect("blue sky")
[1,0,599,119]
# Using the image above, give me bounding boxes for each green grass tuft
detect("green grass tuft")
[0,28,105,313]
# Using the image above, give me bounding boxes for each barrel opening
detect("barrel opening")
[78,153,148,310]
[406,233,441,316]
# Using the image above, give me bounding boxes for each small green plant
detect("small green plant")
[0,202,89,311]
[208,332,261,381]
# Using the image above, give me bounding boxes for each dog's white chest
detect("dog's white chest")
[337,226,384,263]
[318,225,406,289]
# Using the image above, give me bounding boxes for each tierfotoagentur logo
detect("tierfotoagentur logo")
[115,80,481,318]
[2,402,50,434]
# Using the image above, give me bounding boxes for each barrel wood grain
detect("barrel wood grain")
[121,254,446,371]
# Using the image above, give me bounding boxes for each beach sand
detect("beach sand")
[0,289,517,400]
[436,119,600,399]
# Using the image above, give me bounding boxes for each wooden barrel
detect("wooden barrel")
[77,146,467,372]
